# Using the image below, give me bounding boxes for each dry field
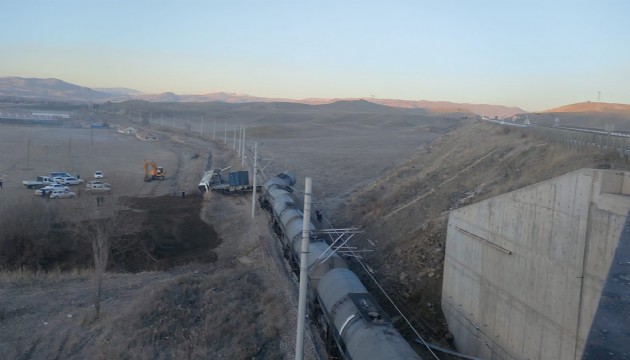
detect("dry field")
[3,106,627,360]
[0,106,457,360]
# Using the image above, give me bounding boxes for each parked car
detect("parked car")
[58,176,85,185]
[35,184,70,195]
[87,180,110,187]
[50,172,73,179]
[49,189,76,199]
[22,176,57,189]
[51,176,67,184]
[94,171,104,179]
[86,181,111,193]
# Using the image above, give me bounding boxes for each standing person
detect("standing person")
[0,177,3,189]
[41,189,46,198]
[181,188,186,199]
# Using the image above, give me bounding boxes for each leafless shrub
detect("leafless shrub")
[0,201,91,271]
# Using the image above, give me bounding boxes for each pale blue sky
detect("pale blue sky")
[1,0,628,111]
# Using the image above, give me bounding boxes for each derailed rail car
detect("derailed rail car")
[259,171,422,360]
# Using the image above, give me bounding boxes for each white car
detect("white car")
[49,189,76,199]
[86,181,111,193]
[94,171,104,179]
[35,184,70,195]
[59,176,85,185]
[87,180,111,187]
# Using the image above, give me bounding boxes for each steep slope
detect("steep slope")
[340,121,630,339]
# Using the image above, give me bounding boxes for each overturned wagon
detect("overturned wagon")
[198,169,260,194]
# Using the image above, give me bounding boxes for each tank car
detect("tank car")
[317,268,422,360]
[260,172,422,360]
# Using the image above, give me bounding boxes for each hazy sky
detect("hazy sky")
[1,1,628,111]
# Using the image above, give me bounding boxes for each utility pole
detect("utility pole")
[26,138,30,169]
[241,126,246,166]
[295,177,312,360]
[251,142,257,218]
[237,125,242,156]
[233,124,237,150]
[68,135,72,170]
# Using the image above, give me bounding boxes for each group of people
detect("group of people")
[96,195,106,206]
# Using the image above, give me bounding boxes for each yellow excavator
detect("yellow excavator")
[143,160,166,182]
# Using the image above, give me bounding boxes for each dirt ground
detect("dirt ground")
[3,105,624,359]
[0,110,453,359]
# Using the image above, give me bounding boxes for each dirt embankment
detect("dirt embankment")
[341,121,630,340]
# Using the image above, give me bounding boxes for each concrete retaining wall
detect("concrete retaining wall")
[442,169,630,359]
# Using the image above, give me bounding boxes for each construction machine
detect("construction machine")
[144,160,166,182]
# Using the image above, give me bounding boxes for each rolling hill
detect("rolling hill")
[0,77,111,102]
[544,101,630,113]
[0,76,523,117]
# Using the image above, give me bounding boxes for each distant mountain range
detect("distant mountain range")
[0,76,525,117]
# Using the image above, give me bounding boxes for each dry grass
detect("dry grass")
[342,121,630,340]
[0,267,91,287]
[94,265,286,360]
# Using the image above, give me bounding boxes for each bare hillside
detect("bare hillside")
[544,101,630,113]
[340,121,630,339]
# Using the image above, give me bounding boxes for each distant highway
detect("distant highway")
[485,118,630,138]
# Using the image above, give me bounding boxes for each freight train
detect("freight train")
[259,171,422,360]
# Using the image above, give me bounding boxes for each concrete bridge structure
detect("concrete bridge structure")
[442,169,630,359]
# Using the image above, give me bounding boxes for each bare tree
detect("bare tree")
[77,195,137,319]
[91,216,111,319]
